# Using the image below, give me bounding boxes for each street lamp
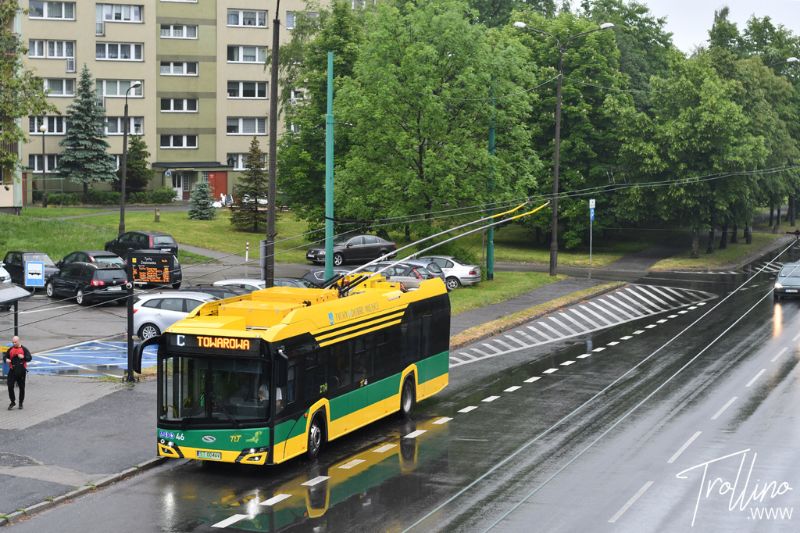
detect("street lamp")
[38,123,47,206]
[118,80,141,236]
[514,21,614,276]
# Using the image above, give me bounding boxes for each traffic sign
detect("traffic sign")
[590,208,595,222]
[24,261,45,288]
[589,198,596,209]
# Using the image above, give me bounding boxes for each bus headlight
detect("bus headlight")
[775,282,783,289]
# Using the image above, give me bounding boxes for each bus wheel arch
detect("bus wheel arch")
[400,375,416,418]
[306,410,327,460]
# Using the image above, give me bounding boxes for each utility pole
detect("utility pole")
[264,0,281,287]
[486,80,495,281]
[324,51,334,280]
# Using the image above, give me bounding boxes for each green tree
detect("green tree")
[188,181,215,220]
[114,135,152,193]
[0,1,55,182]
[469,0,554,27]
[58,65,116,200]
[334,0,540,238]
[708,7,743,53]
[231,138,267,232]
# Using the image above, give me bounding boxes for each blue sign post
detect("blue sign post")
[24,261,46,288]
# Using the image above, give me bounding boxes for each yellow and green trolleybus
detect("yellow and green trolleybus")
[143,273,450,466]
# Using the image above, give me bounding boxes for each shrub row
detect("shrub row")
[35,187,176,206]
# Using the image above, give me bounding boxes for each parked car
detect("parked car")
[180,284,250,300]
[274,277,317,288]
[774,262,800,300]
[404,258,446,283]
[306,235,396,266]
[302,267,352,288]
[56,250,125,271]
[45,263,129,306]
[105,231,179,258]
[1,251,59,286]
[361,261,438,290]
[419,255,481,290]
[134,291,217,339]
[0,265,10,285]
[213,278,265,293]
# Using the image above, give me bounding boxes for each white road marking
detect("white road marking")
[688,306,697,310]
[607,341,619,346]
[458,406,478,413]
[302,476,330,487]
[711,397,737,421]
[608,481,654,524]
[543,368,558,374]
[592,347,606,353]
[471,348,491,357]
[482,396,500,403]
[587,301,621,322]
[494,339,515,350]
[403,430,427,439]
[373,443,397,453]
[338,459,366,470]
[549,316,579,336]
[625,288,661,311]
[616,292,651,314]
[18,304,77,314]
[517,331,538,343]
[574,307,609,326]
[504,386,521,392]
[657,319,667,324]
[603,296,639,318]
[524,377,541,383]
[559,312,589,332]
[678,310,688,314]
[646,286,681,303]
[504,334,528,347]
[433,417,453,425]
[212,514,249,528]
[260,494,292,506]
[481,343,500,354]
[645,324,657,329]
[457,353,477,361]
[667,315,678,319]
[620,336,632,340]
[697,302,706,306]
[526,326,553,341]
[538,320,567,339]
[771,347,788,363]
[635,286,670,307]
[667,431,702,464]
[577,353,591,359]
[746,369,766,388]
[633,330,645,334]
[560,361,575,366]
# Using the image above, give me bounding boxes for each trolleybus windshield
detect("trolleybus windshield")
[159,356,269,425]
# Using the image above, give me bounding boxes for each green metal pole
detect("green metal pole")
[324,51,334,280]
[486,81,496,281]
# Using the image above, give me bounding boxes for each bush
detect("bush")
[430,242,480,265]
[47,192,81,206]
[85,190,121,205]
[127,187,176,204]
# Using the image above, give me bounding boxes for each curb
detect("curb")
[449,281,624,351]
[0,456,167,527]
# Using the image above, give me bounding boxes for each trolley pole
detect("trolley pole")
[264,1,281,288]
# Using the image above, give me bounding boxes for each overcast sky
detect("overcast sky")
[640,0,800,52]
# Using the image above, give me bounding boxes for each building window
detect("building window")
[44,78,75,96]
[105,116,143,135]
[27,154,59,173]
[96,4,143,23]
[29,116,67,135]
[226,117,266,135]
[160,98,198,112]
[160,24,198,39]
[160,61,198,76]
[286,11,318,30]
[227,81,267,99]
[227,153,266,170]
[290,89,305,103]
[96,42,143,61]
[227,9,267,27]
[226,45,266,64]
[29,40,74,59]
[29,1,75,20]
[96,79,143,98]
[289,123,300,134]
[160,135,197,149]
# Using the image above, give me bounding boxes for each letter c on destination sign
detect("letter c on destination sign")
[177,335,185,347]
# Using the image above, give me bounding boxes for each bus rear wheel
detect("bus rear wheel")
[306,413,325,460]
[400,377,415,418]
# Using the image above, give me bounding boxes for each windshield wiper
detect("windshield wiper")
[209,393,241,427]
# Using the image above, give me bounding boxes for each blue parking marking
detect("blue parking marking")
[24,339,158,376]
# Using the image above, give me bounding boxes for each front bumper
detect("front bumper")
[157,441,269,465]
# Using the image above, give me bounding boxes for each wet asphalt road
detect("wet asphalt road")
[9,256,800,532]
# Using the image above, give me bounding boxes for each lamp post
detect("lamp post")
[118,80,141,236]
[38,123,47,206]
[264,0,281,288]
[514,21,614,276]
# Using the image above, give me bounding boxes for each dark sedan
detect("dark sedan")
[56,250,125,270]
[306,235,396,266]
[45,263,129,306]
[1,251,59,286]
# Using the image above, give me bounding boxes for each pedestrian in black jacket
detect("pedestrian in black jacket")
[4,336,32,410]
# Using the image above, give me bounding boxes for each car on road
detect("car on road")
[774,262,800,300]
[213,278,265,292]
[45,263,129,306]
[361,261,439,290]
[1,251,59,286]
[0,265,10,284]
[418,255,481,290]
[180,284,250,300]
[306,234,396,266]
[105,230,179,258]
[302,267,352,287]
[56,250,125,270]
[134,291,217,339]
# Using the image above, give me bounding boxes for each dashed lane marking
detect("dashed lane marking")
[301,476,330,487]
[633,330,645,335]
[482,396,500,403]
[645,324,657,329]
[667,431,702,464]
[657,319,667,324]
[260,494,292,506]
[608,481,654,524]
[771,347,788,363]
[433,417,453,425]
[543,368,558,374]
[607,341,619,346]
[212,515,249,528]
[373,444,397,454]
[678,310,688,314]
[711,397,737,421]
[746,369,766,388]
[577,354,591,359]
[458,406,478,413]
[338,459,366,470]
[620,336,633,340]
[560,361,575,366]
[403,430,427,439]
[592,347,606,353]
[504,386,521,392]
[667,315,678,319]
[524,377,541,383]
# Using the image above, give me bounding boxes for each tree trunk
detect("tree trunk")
[706,227,715,254]
[769,205,774,227]
[745,224,752,244]
[773,205,782,233]
[404,224,411,242]
[691,228,700,258]
[790,195,797,227]
[83,182,89,202]
[731,223,738,244]
[719,222,728,249]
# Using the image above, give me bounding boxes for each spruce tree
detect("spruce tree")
[58,64,116,200]
[231,137,267,232]
[188,181,215,220]
[115,135,152,193]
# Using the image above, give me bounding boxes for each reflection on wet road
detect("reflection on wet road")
[11,245,800,533]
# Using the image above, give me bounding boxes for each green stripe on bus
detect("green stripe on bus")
[329,373,401,420]
[417,351,449,383]
[274,417,307,443]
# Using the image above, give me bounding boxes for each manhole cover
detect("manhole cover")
[0,453,39,467]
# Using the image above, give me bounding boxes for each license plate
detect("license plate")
[786,289,798,293]
[108,286,122,291]
[161,248,172,253]
[197,451,221,460]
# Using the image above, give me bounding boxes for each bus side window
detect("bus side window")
[421,313,432,358]
[329,343,351,390]
[373,331,392,379]
[304,350,328,402]
[352,337,370,384]
[286,361,297,404]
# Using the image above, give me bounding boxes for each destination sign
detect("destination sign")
[129,252,173,284]
[166,334,261,355]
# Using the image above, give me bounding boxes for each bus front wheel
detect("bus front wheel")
[306,413,325,460]
[400,377,415,418]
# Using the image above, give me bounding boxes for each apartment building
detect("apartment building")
[17,0,317,204]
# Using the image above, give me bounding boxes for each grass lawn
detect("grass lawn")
[448,272,563,315]
[23,206,118,218]
[651,230,792,271]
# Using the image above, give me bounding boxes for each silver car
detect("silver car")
[361,261,439,290]
[213,278,266,292]
[419,255,481,290]
[134,291,217,339]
